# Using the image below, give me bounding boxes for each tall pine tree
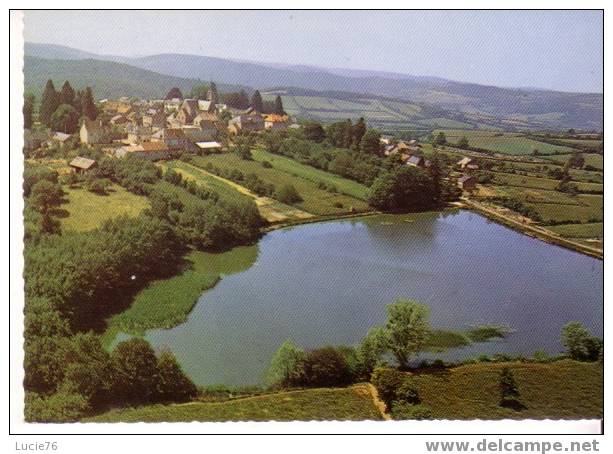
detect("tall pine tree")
[352,117,366,147]
[81,87,97,121]
[208,81,219,104]
[59,81,75,106]
[273,95,285,115]
[250,90,263,113]
[39,80,59,127]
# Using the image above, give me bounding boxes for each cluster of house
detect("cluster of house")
[379,136,479,192]
[381,138,432,168]
[75,90,295,161]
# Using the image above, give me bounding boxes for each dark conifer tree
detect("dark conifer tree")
[39,80,59,127]
[81,87,97,121]
[273,95,285,115]
[59,81,75,106]
[165,87,183,100]
[250,90,263,113]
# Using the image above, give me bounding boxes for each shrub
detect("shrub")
[261,160,273,169]
[275,183,302,204]
[298,346,353,387]
[499,367,524,410]
[395,380,421,405]
[371,367,405,409]
[390,402,433,420]
[86,177,111,195]
[25,391,90,422]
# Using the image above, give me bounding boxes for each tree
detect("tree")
[352,117,367,147]
[81,87,97,120]
[368,166,436,211]
[275,183,302,204]
[434,132,447,146]
[28,180,64,215]
[25,391,90,423]
[59,81,75,106]
[561,322,602,361]
[499,367,524,410]
[568,152,585,169]
[250,90,263,113]
[385,299,431,369]
[208,81,219,104]
[303,121,326,142]
[273,95,285,115]
[111,338,160,405]
[358,327,389,376]
[39,79,59,127]
[23,93,35,129]
[359,128,381,154]
[457,136,469,148]
[266,340,306,387]
[165,87,183,100]
[156,351,198,403]
[50,104,79,134]
[299,347,353,387]
[190,83,209,100]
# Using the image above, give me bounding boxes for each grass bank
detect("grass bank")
[85,386,383,422]
[411,359,602,419]
[102,245,258,345]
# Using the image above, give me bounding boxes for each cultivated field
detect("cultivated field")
[189,154,372,216]
[251,149,370,200]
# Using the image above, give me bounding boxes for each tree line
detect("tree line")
[26,80,98,134]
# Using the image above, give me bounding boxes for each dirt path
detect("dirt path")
[362,383,391,421]
[462,197,603,259]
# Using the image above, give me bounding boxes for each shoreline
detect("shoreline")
[459,198,603,260]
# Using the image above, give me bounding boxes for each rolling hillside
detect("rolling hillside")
[24,42,603,130]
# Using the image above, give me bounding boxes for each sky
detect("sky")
[23,10,603,93]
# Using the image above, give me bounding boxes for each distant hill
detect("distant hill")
[24,42,603,130]
[24,56,243,100]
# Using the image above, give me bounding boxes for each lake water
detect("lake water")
[117,210,603,386]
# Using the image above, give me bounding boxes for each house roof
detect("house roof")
[407,155,424,165]
[69,156,96,169]
[264,114,289,123]
[53,132,71,142]
[140,142,169,152]
[163,128,185,138]
[195,141,222,149]
[457,157,473,166]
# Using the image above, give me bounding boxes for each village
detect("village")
[24,82,478,194]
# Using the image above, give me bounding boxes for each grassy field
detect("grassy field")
[85,386,382,422]
[544,153,604,170]
[526,194,603,224]
[189,154,371,216]
[159,161,251,205]
[438,130,575,155]
[251,149,370,200]
[60,184,150,232]
[547,222,603,239]
[487,172,602,193]
[410,360,602,420]
[103,245,258,340]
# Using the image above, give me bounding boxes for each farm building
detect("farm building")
[115,142,170,160]
[151,128,191,151]
[80,119,108,145]
[457,157,473,169]
[457,175,477,192]
[406,155,428,168]
[69,156,96,173]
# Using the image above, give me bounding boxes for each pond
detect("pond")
[114,210,603,386]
